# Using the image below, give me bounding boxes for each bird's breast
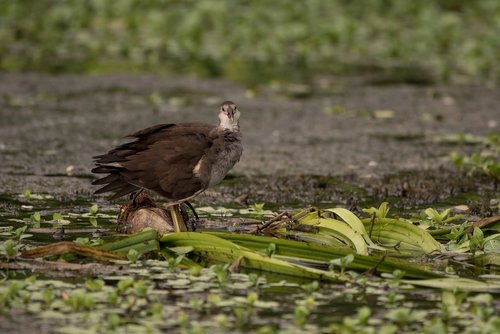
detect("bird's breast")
[208,135,242,186]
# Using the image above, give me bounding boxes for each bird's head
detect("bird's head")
[218,101,240,131]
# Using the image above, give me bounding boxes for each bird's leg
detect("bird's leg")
[129,189,144,202]
[184,201,199,220]
[169,204,188,232]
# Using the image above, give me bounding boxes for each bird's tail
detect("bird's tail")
[92,165,139,200]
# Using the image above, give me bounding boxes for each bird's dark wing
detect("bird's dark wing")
[92,123,215,201]
[93,124,176,164]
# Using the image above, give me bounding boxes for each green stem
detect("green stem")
[97,229,158,251]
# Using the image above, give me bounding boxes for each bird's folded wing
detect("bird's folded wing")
[119,124,215,200]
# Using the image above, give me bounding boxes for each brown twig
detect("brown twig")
[368,213,376,238]
[0,259,120,277]
[466,215,500,234]
[22,242,127,260]
[249,211,289,234]
[291,207,317,221]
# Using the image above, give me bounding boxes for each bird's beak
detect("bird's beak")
[228,107,235,122]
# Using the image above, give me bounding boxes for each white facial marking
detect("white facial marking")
[218,104,240,131]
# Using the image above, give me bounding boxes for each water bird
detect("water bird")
[92,101,243,231]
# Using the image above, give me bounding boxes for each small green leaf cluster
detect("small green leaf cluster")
[451,133,500,180]
[419,208,462,226]
[0,226,32,260]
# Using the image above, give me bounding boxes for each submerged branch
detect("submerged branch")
[0,258,121,277]
[22,242,127,260]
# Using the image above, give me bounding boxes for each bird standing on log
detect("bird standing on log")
[92,101,243,232]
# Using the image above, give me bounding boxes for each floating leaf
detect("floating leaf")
[470,227,485,254]
[361,217,441,253]
[127,249,139,263]
[325,208,385,251]
[363,202,390,218]
[89,217,98,227]
[23,189,31,199]
[30,212,41,223]
[89,204,98,215]
[85,279,104,292]
[373,109,396,119]
[298,211,369,254]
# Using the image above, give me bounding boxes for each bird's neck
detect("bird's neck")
[218,119,240,132]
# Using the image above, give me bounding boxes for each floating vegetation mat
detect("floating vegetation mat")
[1,195,500,333]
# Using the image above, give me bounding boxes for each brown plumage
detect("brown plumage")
[92,101,242,203]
